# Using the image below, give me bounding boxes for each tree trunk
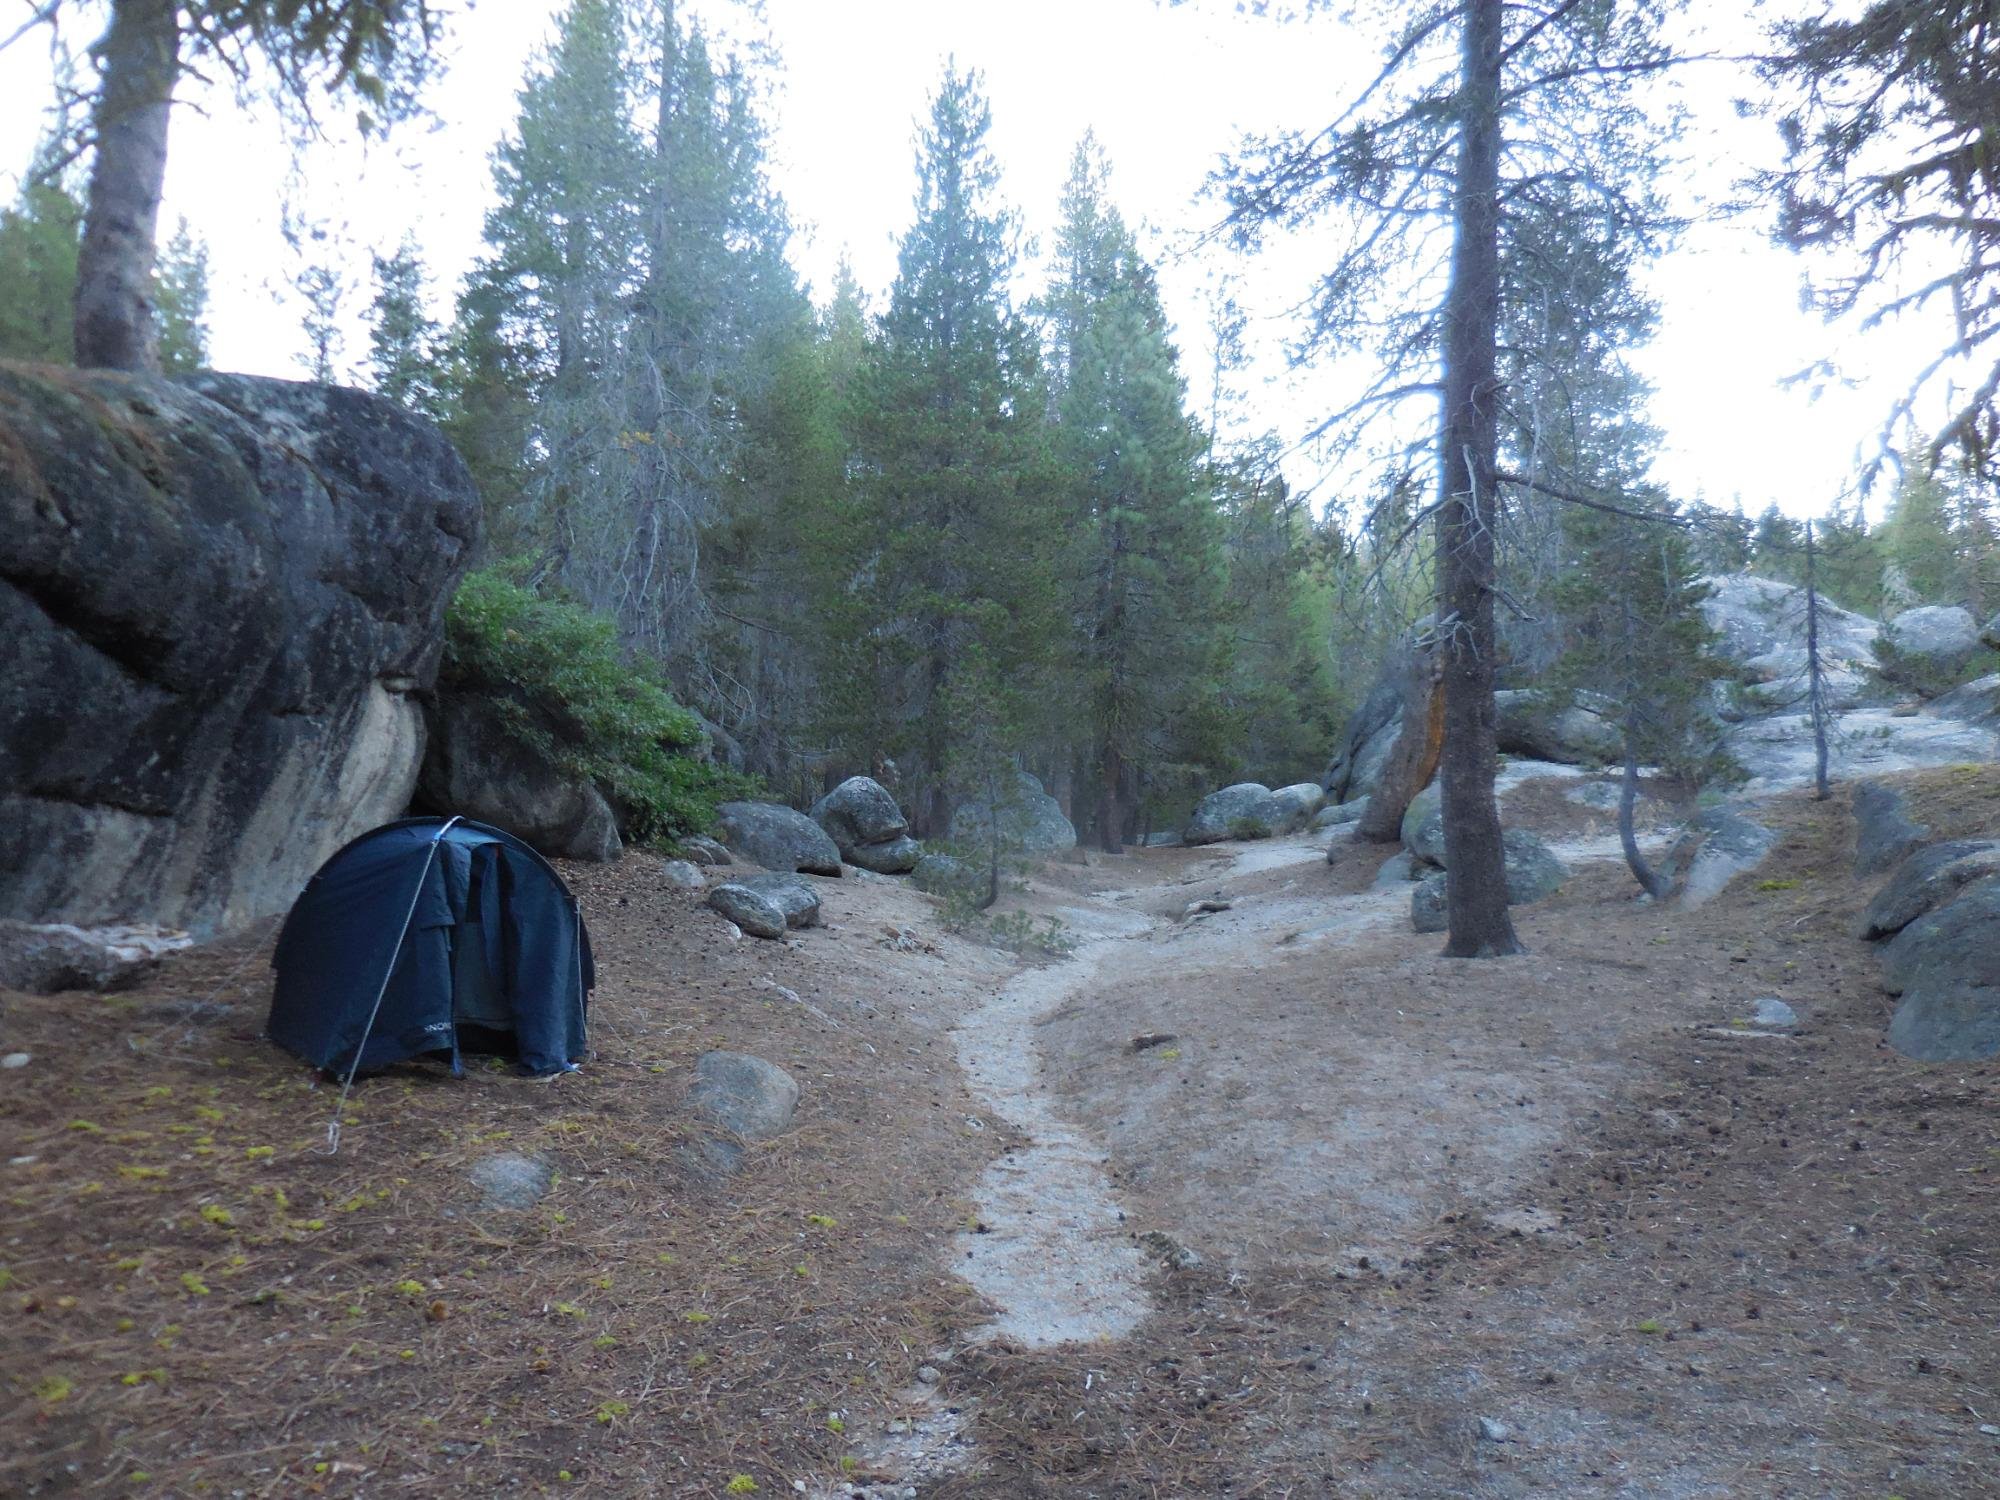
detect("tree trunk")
[1434,0,1522,957]
[1098,742,1123,854]
[1804,521,1831,801]
[1354,638,1444,842]
[1618,705,1667,900]
[73,0,178,371]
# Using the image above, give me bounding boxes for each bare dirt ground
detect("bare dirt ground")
[5,763,1999,1498]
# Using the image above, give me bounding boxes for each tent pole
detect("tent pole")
[318,816,462,1155]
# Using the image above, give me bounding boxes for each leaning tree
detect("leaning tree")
[1214,0,1682,956]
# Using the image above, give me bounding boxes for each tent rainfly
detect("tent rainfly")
[268,816,593,1079]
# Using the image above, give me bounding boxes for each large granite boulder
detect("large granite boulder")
[0,367,478,937]
[1882,875,2000,1060]
[912,852,984,898]
[707,883,787,939]
[0,920,187,994]
[1855,840,2000,940]
[1409,833,1568,933]
[1400,784,1446,867]
[417,692,621,861]
[1184,783,1283,845]
[1322,668,1405,804]
[845,835,921,874]
[810,776,918,872]
[1698,574,1882,710]
[1658,807,1776,907]
[1493,690,1623,765]
[949,770,1077,857]
[1269,782,1326,832]
[1851,780,1928,877]
[1880,605,1981,690]
[1315,797,1369,831]
[716,801,842,876]
[730,872,822,929]
[1930,672,2000,724]
[811,775,906,847]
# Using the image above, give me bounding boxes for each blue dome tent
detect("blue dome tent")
[268,816,593,1080]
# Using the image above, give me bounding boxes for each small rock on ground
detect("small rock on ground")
[734,871,823,928]
[706,884,788,940]
[660,859,706,890]
[690,1050,799,1141]
[1747,997,1799,1028]
[468,1153,554,1211]
[680,835,731,866]
[1478,1416,1513,1443]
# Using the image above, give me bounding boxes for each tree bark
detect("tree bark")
[1434,0,1522,957]
[1098,741,1123,854]
[1354,637,1444,842]
[1618,704,1667,900]
[73,0,178,371]
[1804,521,1832,801]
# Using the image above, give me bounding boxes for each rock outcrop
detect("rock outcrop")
[1321,668,1405,804]
[1409,833,1568,933]
[1184,783,1284,844]
[949,770,1077,857]
[1658,807,1776,907]
[716,801,843,876]
[1882,875,2000,1061]
[1930,672,2000,724]
[1852,780,1928,877]
[811,776,920,873]
[1880,605,1981,690]
[1699,574,1882,711]
[1855,839,2000,940]
[0,366,478,937]
[417,693,622,861]
[1493,690,1622,765]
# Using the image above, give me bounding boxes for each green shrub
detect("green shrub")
[442,569,751,843]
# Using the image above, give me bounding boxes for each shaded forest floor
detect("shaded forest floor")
[4,764,1998,1497]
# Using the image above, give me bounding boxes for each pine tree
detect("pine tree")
[1751,504,1807,585]
[0,160,82,364]
[1553,504,1733,892]
[368,235,439,412]
[1215,447,1344,793]
[852,64,1060,835]
[153,218,211,374]
[1767,0,2000,474]
[1043,137,1228,850]
[1217,0,1680,956]
[1880,454,1966,606]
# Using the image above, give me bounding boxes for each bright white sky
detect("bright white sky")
[0,0,1969,522]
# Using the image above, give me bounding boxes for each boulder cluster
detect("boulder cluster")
[1848,781,2000,1062]
[689,771,1078,940]
[1393,785,1568,932]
